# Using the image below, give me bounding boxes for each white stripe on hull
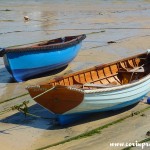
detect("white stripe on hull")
[65,75,150,114]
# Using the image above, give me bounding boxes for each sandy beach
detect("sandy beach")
[0,0,150,150]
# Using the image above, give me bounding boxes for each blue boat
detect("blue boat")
[0,34,86,82]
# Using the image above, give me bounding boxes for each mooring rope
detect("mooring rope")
[0,86,56,119]
[29,86,56,100]
[0,101,29,116]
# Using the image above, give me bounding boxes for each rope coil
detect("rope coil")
[0,34,86,57]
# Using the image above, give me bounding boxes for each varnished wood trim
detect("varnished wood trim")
[28,85,84,114]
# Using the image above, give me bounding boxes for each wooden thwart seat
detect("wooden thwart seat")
[118,68,145,76]
[117,66,145,84]
[127,67,145,73]
[83,83,118,88]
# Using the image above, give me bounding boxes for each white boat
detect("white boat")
[27,50,150,125]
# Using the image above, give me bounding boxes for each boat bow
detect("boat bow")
[27,84,84,114]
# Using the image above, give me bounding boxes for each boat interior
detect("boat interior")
[8,36,79,49]
[49,53,150,89]
[36,35,78,47]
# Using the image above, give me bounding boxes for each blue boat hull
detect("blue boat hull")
[3,43,82,82]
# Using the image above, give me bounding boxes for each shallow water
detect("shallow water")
[1,1,150,149]
[0,0,150,99]
[0,0,150,47]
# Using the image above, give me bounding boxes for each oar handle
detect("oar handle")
[0,48,5,57]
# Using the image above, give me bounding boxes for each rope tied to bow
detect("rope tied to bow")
[0,100,55,120]
[0,100,29,116]
[0,85,57,118]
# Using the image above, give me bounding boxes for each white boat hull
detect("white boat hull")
[65,75,150,115]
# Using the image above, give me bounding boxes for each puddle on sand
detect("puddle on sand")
[1,0,150,101]
[0,82,26,103]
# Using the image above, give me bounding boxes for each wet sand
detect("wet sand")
[0,0,150,150]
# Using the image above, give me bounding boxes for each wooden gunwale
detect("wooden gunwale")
[46,53,147,87]
[2,34,86,54]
